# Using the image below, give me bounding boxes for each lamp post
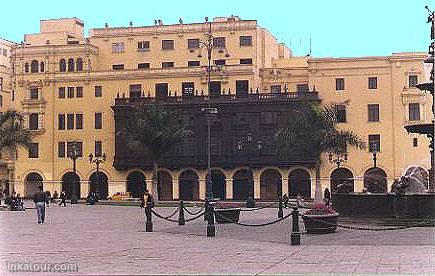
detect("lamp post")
[371,144,378,168]
[328,152,348,168]
[88,152,106,198]
[68,141,80,204]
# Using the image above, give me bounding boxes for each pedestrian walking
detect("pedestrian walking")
[323,188,331,206]
[282,193,289,208]
[33,186,47,224]
[59,191,67,207]
[45,191,51,207]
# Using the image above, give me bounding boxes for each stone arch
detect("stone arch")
[330,167,354,193]
[260,168,282,200]
[364,167,387,193]
[67,58,75,72]
[288,168,311,198]
[179,169,199,201]
[30,60,39,73]
[89,171,109,199]
[158,169,173,200]
[126,171,146,199]
[61,172,81,199]
[404,166,429,192]
[206,169,226,200]
[233,168,254,200]
[59,59,66,72]
[25,172,43,198]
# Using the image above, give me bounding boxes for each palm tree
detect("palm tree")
[275,101,365,201]
[126,103,191,200]
[0,110,32,154]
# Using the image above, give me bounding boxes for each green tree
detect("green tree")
[275,102,365,201]
[126,103,191,200]
[0,110,32,154]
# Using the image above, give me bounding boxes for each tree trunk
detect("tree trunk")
[152,162,159,201]
[314,160,322,202]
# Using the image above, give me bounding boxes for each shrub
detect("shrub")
[304,202,337,216]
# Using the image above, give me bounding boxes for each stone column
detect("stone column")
[199,178,206,200]
[225,178,233,199]
[172,178,179,200]
[253,176,261,199]
[81,181,89,199]
[282,177,289,195]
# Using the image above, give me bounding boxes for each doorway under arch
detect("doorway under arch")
[61,172,81,199]
[364,167,387,193]
[330,168,354,193]
[179,170,199,201]
[25,172,43,198]
[158,170,173,200]
[206,170,226,200]
[260,169,282,200]
[89,172,109,199]
[126,171,146,199]
[233,169,254,200]
[288,169,311,198]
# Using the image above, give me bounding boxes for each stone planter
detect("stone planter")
[302,213,339,234]
[214,208,241,224]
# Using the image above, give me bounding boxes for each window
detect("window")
[112,64,124,70]
[76,87,83,98]
[409,103,420,121]
[210,81,221,97]
[0,77,3,91]
[129,84,142,98]
[213,37,226,48]
[75,114,83,129]
[29,113,39,130]
[236,80,249,97]
[188,61,200,67]
[240,58,252,65]
[409,75,418,88]
[30,60,39,73]
[162,40,174,50]
[58,87,65,98]
[137,41,150,51]
[28,143,39,158]
[270,85,281,94]
[182,82,194,97]
[2,48,7,56]
[112,42,125,53]
[188,39,199,49]
[335,105,346,123]
[368,104,380,122]
[76,58,83,71]
[58,142,65,158]
[95,113,102,129]
[25,63,29,73]
[59,59,66,72]
[155,83,168,98]
[368,77,377,89]
[67,142,83,157]
[368,134,381,152]
[30,88,39,100]
[67,58,75,72]
[296,84,309,92]
[67,114,74,130]
[413,138,418,147]
[138,63,150,69]
[239,36,252,47]
[214,59,226,66]
[40,62,45,72]
[67,87,74,98]
[162,62,174,68]
[336,78,345,90]
[95,86,102,97]
[0,95,2,107]
[58,114,65,130]
[95,141,102,157]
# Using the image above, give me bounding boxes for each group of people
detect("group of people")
[0,190,25,211]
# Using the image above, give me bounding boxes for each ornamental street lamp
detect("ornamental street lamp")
[328,152,348,168]
[371,144,378,168]
[88,152,106,198]
[68,141,80,204]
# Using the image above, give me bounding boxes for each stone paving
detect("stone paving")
[0,202,434,275]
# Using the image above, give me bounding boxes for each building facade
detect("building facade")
[6,17,432,199]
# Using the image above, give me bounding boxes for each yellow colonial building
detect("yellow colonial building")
[4,17,432,200]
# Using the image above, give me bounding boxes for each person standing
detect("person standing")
[33,186,47,224]
[45,191,51,207]
[59,191,67,207]
[323,188,331,206]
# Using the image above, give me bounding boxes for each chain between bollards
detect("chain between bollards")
[206,202,215,237]
[145,201,153,232]
[290,206,300,245]
[178,200,185,226]
[278,195,283,219]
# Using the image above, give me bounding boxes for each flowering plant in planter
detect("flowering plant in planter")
[304,202,338,216]
[302,202,339,234]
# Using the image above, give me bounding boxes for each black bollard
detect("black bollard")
[178,200,185,226]
[206,202,216,237]
[290,206,300,245]
[246,195,255,208]
[145,202,153,232]
[278,196,283,218]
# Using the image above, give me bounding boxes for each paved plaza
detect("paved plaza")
[1,202,435,275]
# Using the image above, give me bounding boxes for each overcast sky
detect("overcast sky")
[0,0,431,57]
